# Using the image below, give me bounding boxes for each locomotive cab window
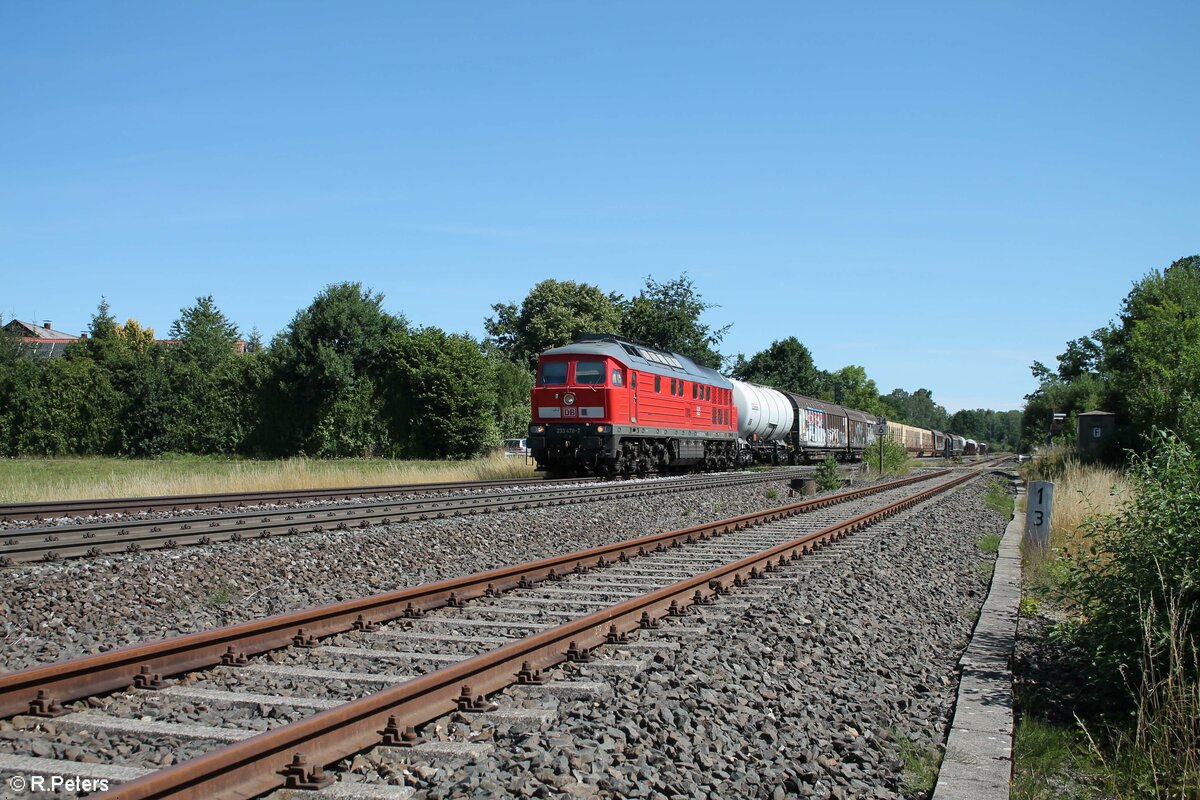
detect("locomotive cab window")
[574,361,605,385]
[538,362,567,385]
[611,369,623,387]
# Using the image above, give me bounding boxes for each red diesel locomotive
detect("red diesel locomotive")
[527,334,740,477]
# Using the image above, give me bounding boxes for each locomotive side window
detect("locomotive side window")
[670,378,677,394]
[611,369,624,387]
[654,376,661,393]
[539,362,567,385]
[575,361,605,385]
[705,386,711,401]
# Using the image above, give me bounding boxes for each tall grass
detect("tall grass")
[1021,450,1129,597]
[1083,592,1200,798]
[1019,446,1130,559]
[1017,434,1200,799]
[0,453,537,502]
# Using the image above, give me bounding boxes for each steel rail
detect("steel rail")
[103,470,979,799]
[0,469,808,565]
[0,470,946,720]
[0,476,598,522]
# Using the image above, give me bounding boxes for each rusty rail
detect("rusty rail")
[0,476,601,522]
[0,470,943,720]
[0,469,808,565]
[104,469,978,799]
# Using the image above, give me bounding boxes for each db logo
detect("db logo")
[563,407,577,417]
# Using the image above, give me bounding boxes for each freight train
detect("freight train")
[527,334,971,477]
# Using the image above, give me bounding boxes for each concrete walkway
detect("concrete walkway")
[932,506,1024,799]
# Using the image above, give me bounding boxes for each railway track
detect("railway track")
[0,476,599,523]
[0,469,808,566]
[0,467,978,799]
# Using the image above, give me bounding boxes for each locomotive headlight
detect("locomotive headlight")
[595,425,606,433]
[563,393,575,406]
[534,425,545,433]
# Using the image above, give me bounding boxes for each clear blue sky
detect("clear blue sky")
[3,2,1196,412]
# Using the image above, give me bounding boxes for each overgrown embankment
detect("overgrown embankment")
[1013,433,1199,799]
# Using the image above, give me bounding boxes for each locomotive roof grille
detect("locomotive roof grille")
[570,333,688,371]
[541,332,728,385]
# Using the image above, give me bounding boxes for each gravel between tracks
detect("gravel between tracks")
[0,475,814,673]
[331,474,1010,800]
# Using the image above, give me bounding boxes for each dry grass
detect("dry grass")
[1082,593,1200,799]
[1047,458,1131,558]
[0,454,537,503]
[1021,445,1131,557]
[1021,448,1130,595]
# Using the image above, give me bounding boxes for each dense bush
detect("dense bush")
[861,436,909,476]
[0,357,121,455]
[814,456,842,491]
[1058,431,1199,694]
[386,328,501,459]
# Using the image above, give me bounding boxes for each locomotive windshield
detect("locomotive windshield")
[538,362,567,385]
[574,361,606,385]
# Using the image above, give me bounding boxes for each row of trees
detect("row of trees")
[0,272,1021,458]
[0,286,527,459]
[1023,255,1200,456]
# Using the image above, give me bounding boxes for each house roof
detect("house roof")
[4,320,78,340]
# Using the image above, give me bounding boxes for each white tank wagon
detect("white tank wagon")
[729,379,794,463]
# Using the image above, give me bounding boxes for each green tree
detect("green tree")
[1056,334,1105,381]
[1103,256,1200,452]
[881,387,950,430]
[386,328,500,459]
[486,344,534,439]
[0,316,21,365]
[731,337,822,396]
[269,283,404,456]
[169,295,240,367]
[0,358,120,455]
[951,407,1023,451]
[486,279,623,369]
[819,365,887,416]
[115,319,155,353]
[621,273,729,368]
[160,297,251,454]
[81,296,124,365]
[68,300,161,454]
